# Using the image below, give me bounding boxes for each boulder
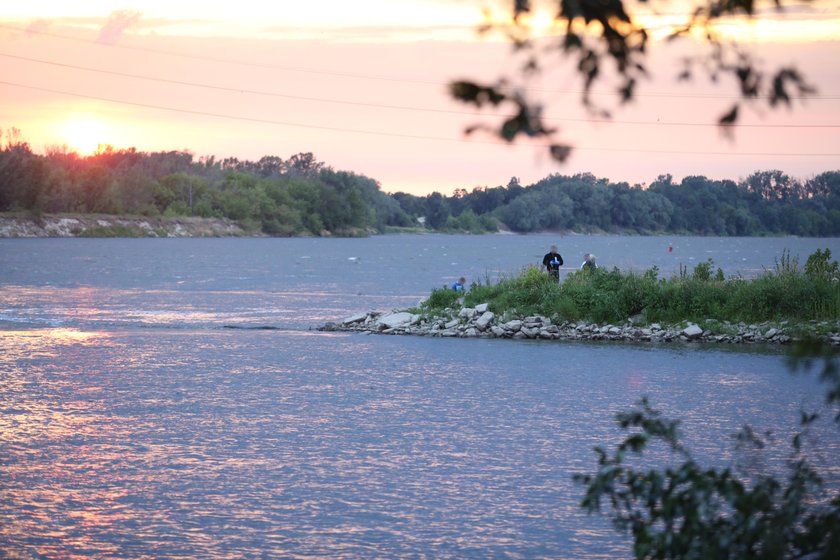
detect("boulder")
[682,324,703,339]
[520,327,537,339]
[475,311,495,330]
[378,312,418,329]
[341,312,368,325]
[475,303,489,313]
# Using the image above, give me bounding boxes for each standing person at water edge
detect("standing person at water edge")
[581,253,597,272]
[542,245,563,282]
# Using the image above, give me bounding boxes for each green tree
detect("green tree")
[0,130,51,211]
[157,172,208,214]
[108,168,157,215]
[424,192,452,229]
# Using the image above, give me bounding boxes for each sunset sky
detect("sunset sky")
[1,0,838,195]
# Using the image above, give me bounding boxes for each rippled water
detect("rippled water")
[2,235,840,559]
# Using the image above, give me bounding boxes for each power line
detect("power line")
[0,52,479,116]
[0,23,444,86]
[2,79,838,158]
[3,51,838,129]
[2,22,837,101]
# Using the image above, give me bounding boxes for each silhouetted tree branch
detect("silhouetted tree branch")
[450,0,817,161]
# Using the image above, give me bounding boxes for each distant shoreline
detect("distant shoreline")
[0,213,253,238]
[1,212,831,239]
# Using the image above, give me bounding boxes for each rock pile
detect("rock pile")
[320,305,840,346]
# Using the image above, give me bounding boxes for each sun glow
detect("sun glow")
[60,115,108,155]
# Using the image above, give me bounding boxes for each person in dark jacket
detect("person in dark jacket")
[581,253,597,272]
[542,245,563,282]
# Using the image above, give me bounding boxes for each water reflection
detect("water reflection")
[2,327,837,559]
[3,236,840,558]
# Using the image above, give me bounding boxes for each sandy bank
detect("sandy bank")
[0,213,250,238]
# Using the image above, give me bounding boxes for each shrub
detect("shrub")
[805,248,840,282]
[421,287,461,315]
[417,250,840,326]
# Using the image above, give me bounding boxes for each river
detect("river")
[1,234,839,559]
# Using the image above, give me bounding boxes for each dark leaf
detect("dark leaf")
[500,115,523,142]
[619,78,636,103]
[449,81,481,103]
[449,81,507,107]
[564,32,582,50]
[719,104,739,125]
[463,124,481,136]
[514,0,531,18]
[549,144,572,162]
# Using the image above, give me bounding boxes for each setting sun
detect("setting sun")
[60,116,107,155]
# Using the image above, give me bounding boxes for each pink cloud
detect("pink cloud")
[25,19,51,36]
[96,10,141,45]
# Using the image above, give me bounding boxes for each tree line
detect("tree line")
[0,130,413,235]
[429,171,840,236]
[1,129,838,236]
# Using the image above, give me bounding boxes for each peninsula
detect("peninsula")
[322,250,840,346]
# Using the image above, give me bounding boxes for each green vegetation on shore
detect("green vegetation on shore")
[420,249,840,330]
[1,128,839,237]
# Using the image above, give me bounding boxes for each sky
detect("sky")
[0,0,838,195]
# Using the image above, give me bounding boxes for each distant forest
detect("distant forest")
[1,133,839,236]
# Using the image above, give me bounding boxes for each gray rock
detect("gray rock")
[342,312,368,325]
[490,326,506,337]
[475,311,495,330]
[503,320,523,332]
[475,303,489,313]
[378,312,418,329]
[459,307,477,319]
[444,319,460,329]
[764,327,779,338]
[682,324,703,339]
[520,327,537,338]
